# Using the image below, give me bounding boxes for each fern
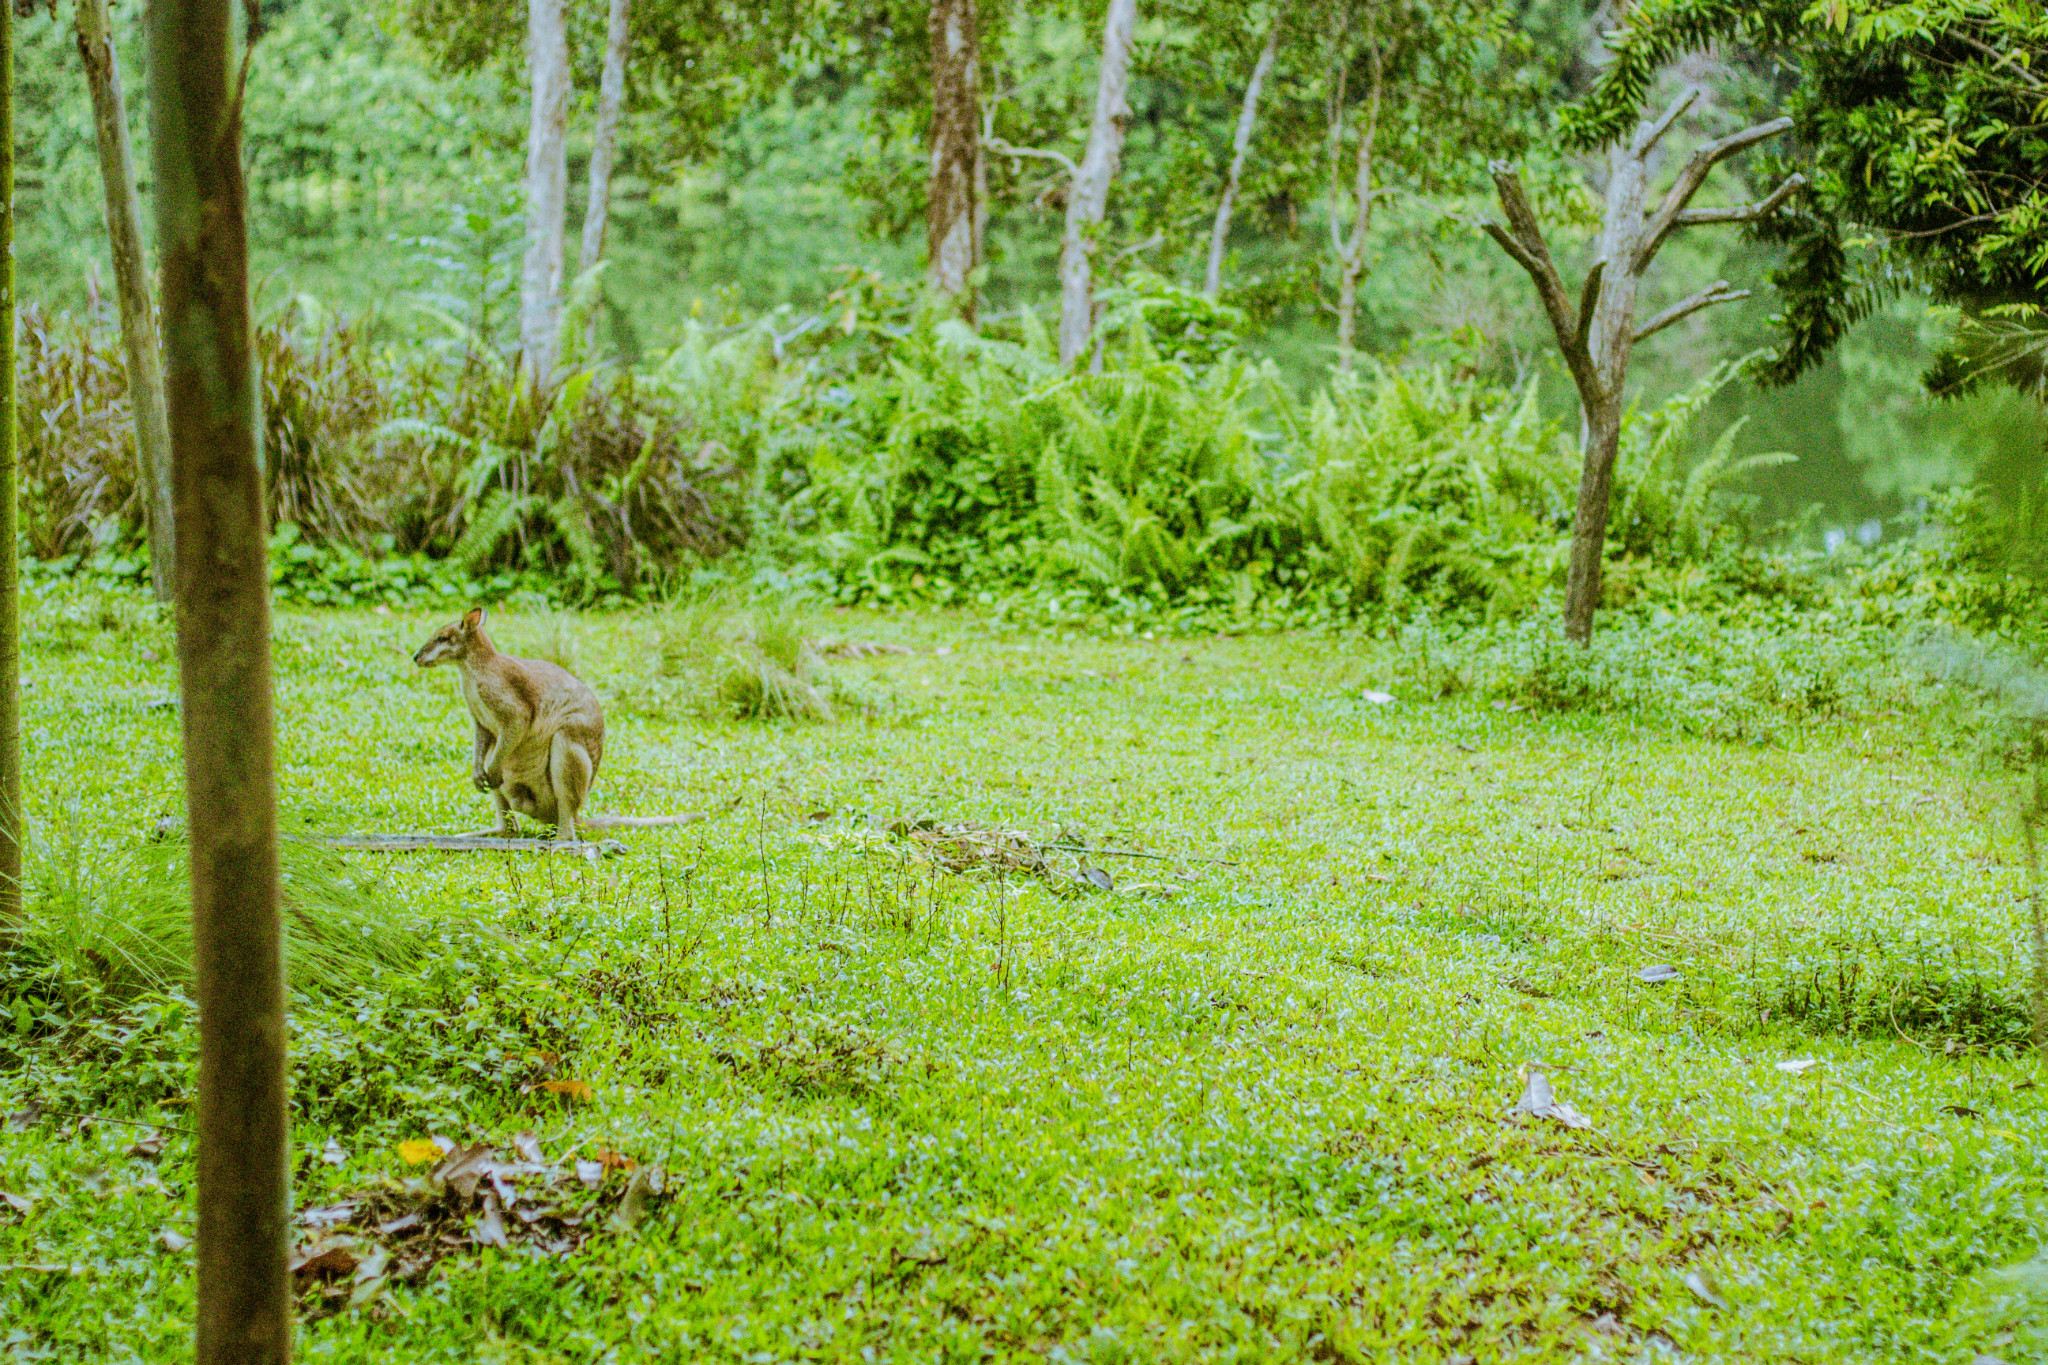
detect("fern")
[450,489,536,572]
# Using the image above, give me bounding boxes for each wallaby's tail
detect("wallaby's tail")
[579,813,702,829]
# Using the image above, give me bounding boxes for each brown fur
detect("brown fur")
[413,607,605,840]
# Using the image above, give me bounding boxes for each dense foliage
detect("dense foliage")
[1566,0,2048,399]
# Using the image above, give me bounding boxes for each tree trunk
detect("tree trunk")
[1205,14,1284,300]
[927,0,980,315]
[1562,394,1623,643]
[76,0,175,605]
[579,0,630,279]
[972,136,989,280]
[1485,90,1796,646]
[145,4,290,1361]
[1332,38,1381,374]
[1561,141,1647,643]
[0,0,18,929]
[521,0,572,393]
[1057,0,1138,369]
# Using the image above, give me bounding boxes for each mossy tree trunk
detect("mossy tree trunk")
[145,1,290,1359]
[927,0,980,317]
[76,0,176,604]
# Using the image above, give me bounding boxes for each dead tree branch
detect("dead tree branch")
[1636,116,1795,271]
[1631,280,1751,342]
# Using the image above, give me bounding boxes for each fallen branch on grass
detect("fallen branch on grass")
[320,832,628,859]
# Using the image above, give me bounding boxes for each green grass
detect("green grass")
[3,588,2045,1362]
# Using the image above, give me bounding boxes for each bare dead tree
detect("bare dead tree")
[145,1,290,1358]
[76,0,175,604]
[928,0,981,316]
[520,0,573,393]
[1482,86,1803,643]
[1205,5,1290,300]
[1057,0,1139,369]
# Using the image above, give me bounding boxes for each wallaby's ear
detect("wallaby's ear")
[462,606,486,632]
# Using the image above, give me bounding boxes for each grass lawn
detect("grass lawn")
[4,593,2044,1363]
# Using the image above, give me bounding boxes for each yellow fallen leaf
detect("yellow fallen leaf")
[396,1139,440,1165]
[539,1080,594,1102]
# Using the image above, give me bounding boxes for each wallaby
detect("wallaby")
[413,607,689,841]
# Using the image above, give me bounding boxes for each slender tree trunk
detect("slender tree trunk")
[521,0,572,393]
[1333,39,1381,373]
[1057,0,1138,368]
[928,0,981,316]
[579,0,630,279]
[1486,89,1796,646]
[972,135,989,279]
[1205,13,1285,300]
[145,4,289,1361]
[1560,141,1647,644]
[1562,395,1623,640]
[75,0,175,604]
[0,0,19,928]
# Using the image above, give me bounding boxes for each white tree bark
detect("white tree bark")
[1205,10,1286,300]
[521,0,572,392]
[1057,0,1139,369]
[579,0,631,278]
[75,0,175,602]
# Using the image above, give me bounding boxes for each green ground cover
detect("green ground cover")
[3,591,2044,1362]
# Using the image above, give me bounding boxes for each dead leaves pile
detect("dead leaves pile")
[807,813,1199,897]
[885,817,1052,878]
[289,1133,665,1318]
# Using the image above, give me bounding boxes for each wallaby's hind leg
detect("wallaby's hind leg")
[464,788,519,838]
[547,733,595,841]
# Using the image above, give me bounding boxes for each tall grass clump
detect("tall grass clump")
[650,589,833,721]
[26,822,432,1003]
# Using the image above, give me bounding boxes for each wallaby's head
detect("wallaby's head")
[413,606,488,668]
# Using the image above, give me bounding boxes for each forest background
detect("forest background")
[13,0,2048,614]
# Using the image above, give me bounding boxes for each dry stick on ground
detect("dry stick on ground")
[76,0,175,605]
[927,0,981,316]
[1481,86,1803,644]
[146,2,290,1358]
[321,832,629,858]
[1056,0,1139,368]
[1205,5,1290,300]
[0,0,17,931]
[577,0,631,354]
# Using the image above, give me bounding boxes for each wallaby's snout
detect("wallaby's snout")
[413,633,455,667]
[414,607,484,668]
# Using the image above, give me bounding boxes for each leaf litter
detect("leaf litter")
[289,1130,667,1318]
[807,813,1218,895]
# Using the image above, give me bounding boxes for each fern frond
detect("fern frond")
[451,489,535,571]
